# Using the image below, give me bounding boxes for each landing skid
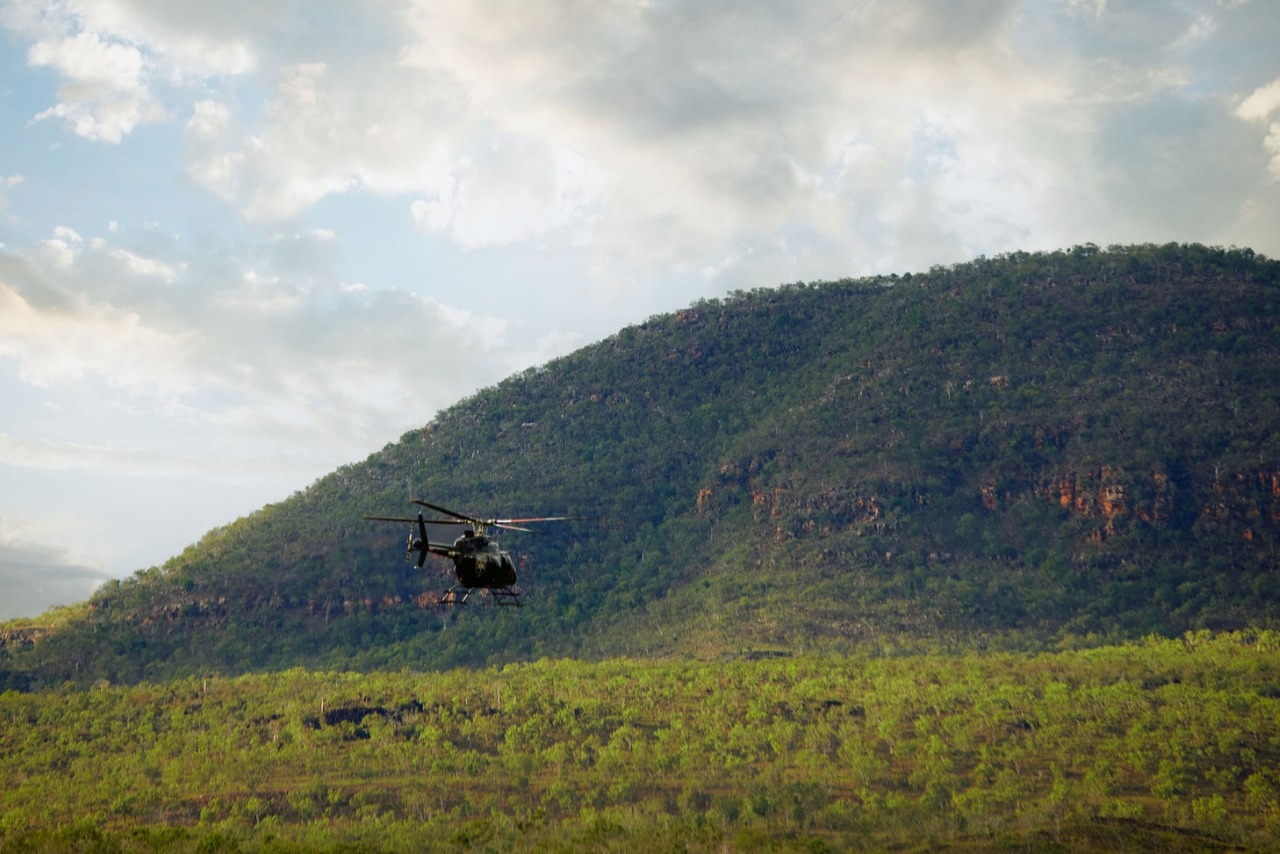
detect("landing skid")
[437,586,523,607]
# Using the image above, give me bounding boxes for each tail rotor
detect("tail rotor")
[413,513,429,568]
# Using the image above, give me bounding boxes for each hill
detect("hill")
[3,242,1280,685]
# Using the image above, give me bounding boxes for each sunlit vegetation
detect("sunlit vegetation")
[2,632,1279,851]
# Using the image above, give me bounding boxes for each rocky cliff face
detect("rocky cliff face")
[1042,466,1175,539]
[1034,464,1280,544]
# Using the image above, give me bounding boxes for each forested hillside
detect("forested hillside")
[3,243,1279,685]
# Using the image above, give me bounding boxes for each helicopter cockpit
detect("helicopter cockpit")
[455,529,492,552]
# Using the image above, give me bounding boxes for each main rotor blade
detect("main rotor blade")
[407,501,586,532]
[410,499,485,526]
[495,516,586,534]
[364,515,464,526]
[498,516,585,524]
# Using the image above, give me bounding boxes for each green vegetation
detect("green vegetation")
[4,242,1280,685]
[3,632,1279,851]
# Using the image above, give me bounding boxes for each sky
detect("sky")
[2,0,1278,621]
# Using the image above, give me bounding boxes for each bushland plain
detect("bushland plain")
[4,632,1280,851]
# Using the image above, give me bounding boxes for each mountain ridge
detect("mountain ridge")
[4,242,1279,686]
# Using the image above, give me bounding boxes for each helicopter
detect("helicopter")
[363,498,578,607]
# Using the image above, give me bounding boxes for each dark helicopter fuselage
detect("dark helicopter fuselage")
[450,532,517,589]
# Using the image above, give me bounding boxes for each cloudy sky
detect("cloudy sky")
[2,0,1278,620]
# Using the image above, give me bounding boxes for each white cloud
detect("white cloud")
[183,58,465,219]
[26,29,164,142]
[183,99,249,203]
[1238,77,1280,122]
[1263,123,1280,179]
[0,433,209,477]
[1172,13,1217,50]
[28,30,144,91]
[109,248,183,282]
[409,141,605,248]
[1236,78,1280,179]
[0,276,195,392]
[3,0,256,142]
[1061,0,1108,18]
[0,220,531,467]
[12,0,1276,271]
[150,0,1038,271]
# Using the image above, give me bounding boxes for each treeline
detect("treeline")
[3,631,1280,851]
